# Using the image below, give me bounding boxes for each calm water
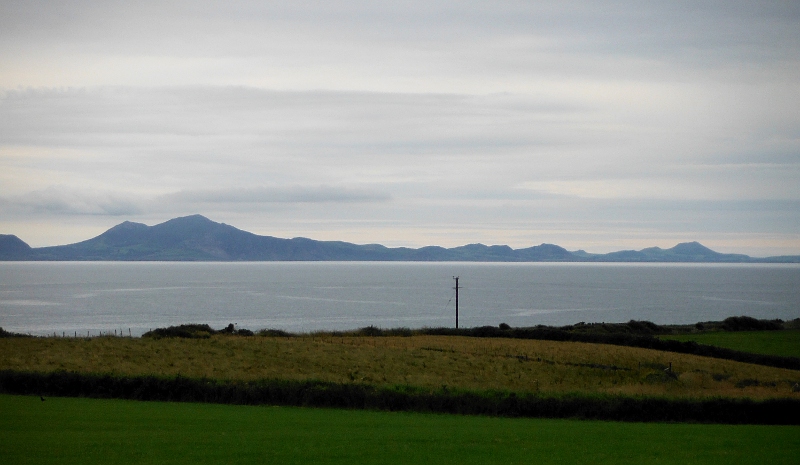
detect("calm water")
[1,262,799,336]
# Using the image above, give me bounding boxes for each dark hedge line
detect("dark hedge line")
[1,370,797,425]
[412,327,800,371]
[314,318,800,371]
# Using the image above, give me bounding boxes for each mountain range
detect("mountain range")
[1,214,798,262]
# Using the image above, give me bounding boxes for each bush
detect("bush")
[257,329,292,337]
[357,326,383,337]
[142,324,215,339]
[722,316,783,332]
[0,327,31,338]
[143,323,254,339]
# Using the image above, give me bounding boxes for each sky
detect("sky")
[1,1,799,256]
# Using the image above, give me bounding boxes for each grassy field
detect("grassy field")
[2,334,799,399]
[661,330,800,359]
[2,394,798,465]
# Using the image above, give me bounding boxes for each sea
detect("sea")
[1,262,799,337]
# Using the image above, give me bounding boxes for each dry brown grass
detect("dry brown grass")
[2,335,799,399]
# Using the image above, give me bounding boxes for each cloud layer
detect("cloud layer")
[1,1,798,255]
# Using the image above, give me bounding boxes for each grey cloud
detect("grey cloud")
[0,87,594,189]
[0,184,389,220]
[1,85,798,203]
[160,186,391,205]
[2,1,796,77]
[0,186,142,216]
[0,87,585,147]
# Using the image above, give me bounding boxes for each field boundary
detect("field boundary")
[2,370,798,425]
[367,326,800,370]
[138,319,800,371]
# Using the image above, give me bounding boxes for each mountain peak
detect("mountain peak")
[182,214,211,221]
[668,241,718,256]
[148,214,231,240]
[151,214,220,233]
[0,234,32,259]
[162,214,214,225]
[106,220,148,232]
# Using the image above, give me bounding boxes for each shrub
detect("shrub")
[357,326,383,337]
[257,329,292,337]
[0,327,31,338]
[722,316,783,332]
[143,323,254,339]
[142,324,215,339]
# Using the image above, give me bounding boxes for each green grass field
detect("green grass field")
[1,394,798,465]
[661,330,800,358]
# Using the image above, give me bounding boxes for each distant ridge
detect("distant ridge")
[1,214,798,262]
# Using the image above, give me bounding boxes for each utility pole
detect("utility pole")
[453,276,461,329]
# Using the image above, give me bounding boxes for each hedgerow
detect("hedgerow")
[1,370,797,424]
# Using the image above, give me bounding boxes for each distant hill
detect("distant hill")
[1,214,798,262]
[0,234,33,260]
[576,241,754,263]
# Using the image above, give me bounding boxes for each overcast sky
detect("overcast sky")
[1,1,799,256]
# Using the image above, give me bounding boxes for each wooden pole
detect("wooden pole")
[453,276,461,329]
